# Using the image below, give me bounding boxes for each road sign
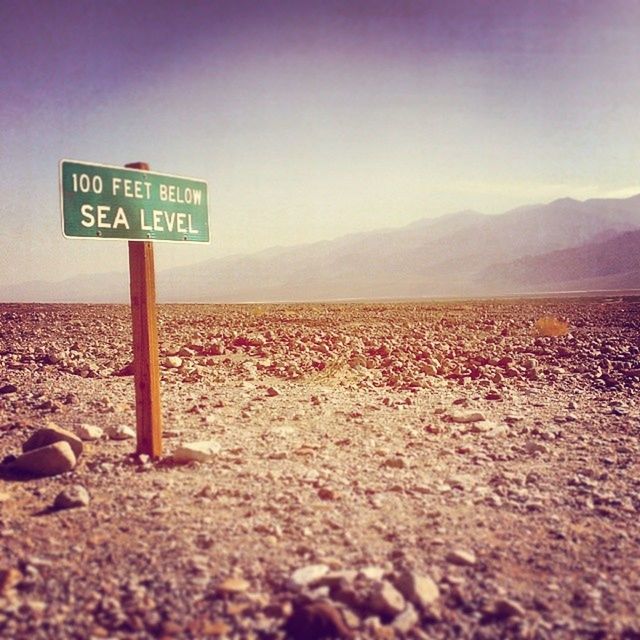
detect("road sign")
[60,159,210,243]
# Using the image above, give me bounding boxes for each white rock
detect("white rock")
[395,571,440,608]
[287,564,330,590]
[446,549,477,566]
[54,485,90,509]
[163,356,183,369]
[393,602,419,633]
[450,410,486,424]
[493,597,526,618]
[359,566,386,581]
[172,440,222,463]
[369,580,406,617]
[76,424,104,441]
[106,425,136,441]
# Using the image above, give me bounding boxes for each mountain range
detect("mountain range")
[3,194,640,302]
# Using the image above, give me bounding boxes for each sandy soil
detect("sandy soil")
[1,299,639,639]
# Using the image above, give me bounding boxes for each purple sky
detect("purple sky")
[2,0,640,285]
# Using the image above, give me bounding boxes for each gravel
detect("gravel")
[1,299,639,639]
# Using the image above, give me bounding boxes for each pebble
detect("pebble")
[106,425,135,441]
[446,549,477,566]
[493,597,526,618]
[0,568,21,597]
[54,485,90,509]
[113,362,135,376]
[395,570,440,608]
[9,441,77,477]
[217,577,250,594]
[163,356,183,368]
[382,457,405,469]
[266,386,281,397]
[392,602,419,633]
[359,566,386,581]
[525,441,548,455]
[467,420,498,433]
[285,601,354,639]
[0,383,17,394]
[287,564,330,590]
[172,440,222,463]
[75,424,104,441]
[449,410,486,424]
[369,580,406,617]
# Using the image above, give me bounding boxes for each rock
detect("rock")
[54,485,90,509]
[526,368,540,381]
[446,549,477,566]
[369,580,406,617]
[287,564,330,590]
[493,597,526,619]
[163,356,183,369]
[22,423,83,458]
[113,362,134,376]
[205,342,225,356]
[525,441,548,455]
[10,441,77,477]
[75,424,104,441]
[318,487,337,500]
[382,457,405,469]
[316,570,359,589]
[172,440,222,463]
[449,410,486,424]
[0,568,22,597]
[285,601,355,639]
[395,570,440,608]
[106,425,136,441]
[217,577,250,594]
[392,602,419,633]
[0,384,17,394]
[44,352,64,365]
[363,616,393,638]
[266,386,281,397]
[359,566,386,581]
[468,420,498,433]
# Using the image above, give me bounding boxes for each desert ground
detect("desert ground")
[0,299,639,640]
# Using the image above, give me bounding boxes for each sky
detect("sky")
[2,0,640,284]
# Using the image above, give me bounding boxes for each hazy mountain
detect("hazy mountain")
[481,228,640,293]
[2,194,640,302]
[0,271,126,304]
[156,194,640,301]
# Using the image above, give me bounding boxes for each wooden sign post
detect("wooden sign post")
[59,158,210,459]
[126,162,162,458]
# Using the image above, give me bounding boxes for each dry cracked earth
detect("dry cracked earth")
[0,299,639,640]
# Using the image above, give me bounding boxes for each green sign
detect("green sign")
[60,160,210,243]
